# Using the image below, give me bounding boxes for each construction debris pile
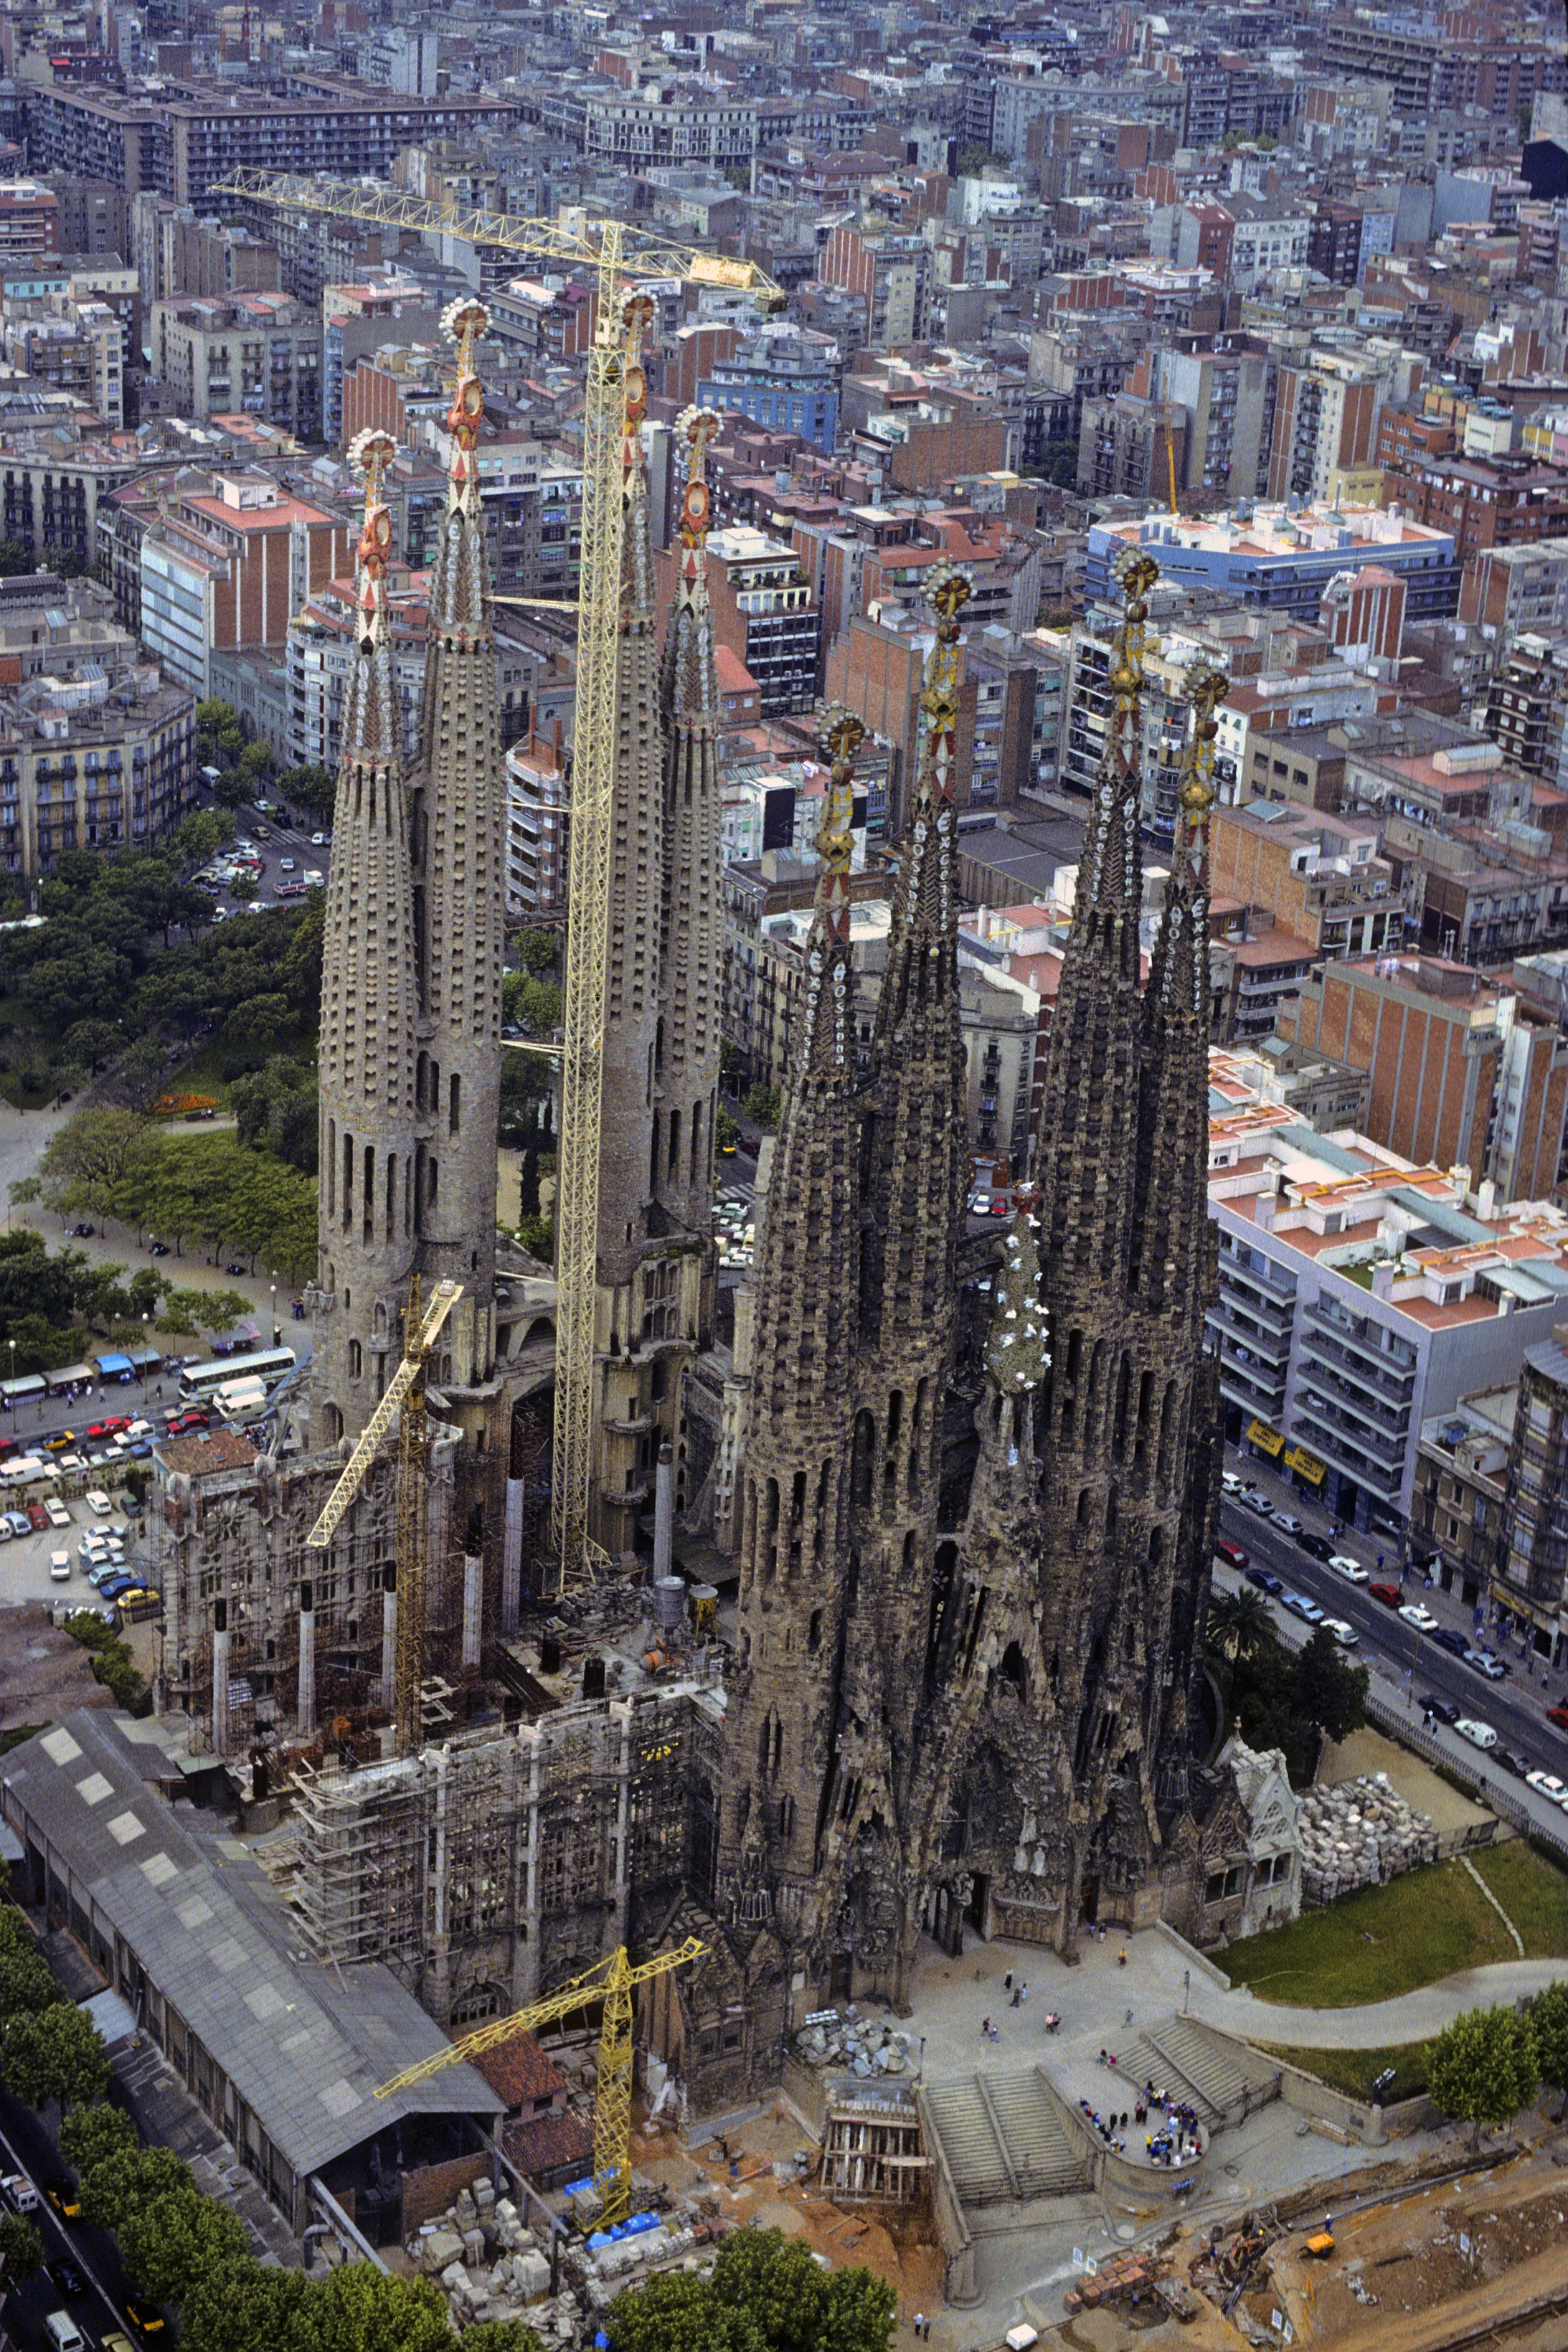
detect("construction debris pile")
[410,2173,737,2338]
[793,2007,916,2078]
[1295,1773,1437,1904]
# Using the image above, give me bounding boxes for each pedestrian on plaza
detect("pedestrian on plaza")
[913,2315,925,2341]
[1019,1981,1029,2004]
[1118,1947,1127,1967]
[1125,2006,1134,2026]
[921,2322,931,2342]
[981,2016,992,2039]
[1003,1970,1014,1994]
[1010,1984,1021,2007]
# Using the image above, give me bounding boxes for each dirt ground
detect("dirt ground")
[633,2103,945,2327]
[0,1601,115,1731]
[1035,2128,1568,2352]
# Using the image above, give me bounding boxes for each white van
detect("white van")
[1455,1719,1497,1751]
[1,1456,45,1486]
[45,2310,85,2352]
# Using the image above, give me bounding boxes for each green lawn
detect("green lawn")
[1256,2039,1435,2104]
[1467,1840,1568,1957]
[1222,1843,1568,2007]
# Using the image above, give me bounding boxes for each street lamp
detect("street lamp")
[270,1277,279,1348]
[141,1313,150,1391]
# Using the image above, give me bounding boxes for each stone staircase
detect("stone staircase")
[922,2069,1090,2210]
[1146,2017,1281,2126]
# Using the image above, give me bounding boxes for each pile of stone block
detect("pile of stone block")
[1296,1772,1437,1904]
[1065,2250,1166,2314]
[409,2179,554,2333]
[793,2007,914,2078]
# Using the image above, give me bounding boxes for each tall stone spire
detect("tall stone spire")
[653,404,724,1237]
[312,428,420,1444]
[413,297,505,1390]
[1033,549,1159,1293]
[1134,661,1228,1315]
[718,708,866,1941]
[598,291,668,1287]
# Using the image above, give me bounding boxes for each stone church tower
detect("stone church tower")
[702,553,1224,2085]
[311,299,506,1447]
[590,390,723,1557]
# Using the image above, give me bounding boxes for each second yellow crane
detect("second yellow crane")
[375,1937,706,2226]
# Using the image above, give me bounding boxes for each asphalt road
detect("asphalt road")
[0,2083,144,2352]
[207,801,331,923]
[1216,1459,1568,1836]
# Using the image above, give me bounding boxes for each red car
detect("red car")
[1370,1581,1402,1608]
[24,1503,48,1531]
[1547,1704,1568,1733]
[1215,1538,1250,1572]
[102,1416,131,1435]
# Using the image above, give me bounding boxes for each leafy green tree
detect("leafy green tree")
[458,2326,546,2352]
[515,928,557,973]
[0,541,34,577]
[57,1019,124,1075]
[229,1058,317,1173]
[308,2262,457,2352]
[118,2188,250,2308]
[716,1105,739,1153]
[179,2262,316,2352]
[516,1212,554,1263]
[0,2001,108,2115]
[0,2209,43,2280]
[606,2271,762,2352]
[239,740,273,779]
[22,943,127,1031]
[77,2140,192,2231]
[1428,2003,1539,2144]
[742,1084,780,1131]
[210,770,252,810]
[156,1288,251,1338]
[278,763,336,822]
[1528,1979,1568,2117]
[39,1107,156,1226]
[173,809,235,866]
[1293,1627,1369,1742]
[6,1175,40,1219]
[0,1946,63,2023]
[60,2100,137,2178]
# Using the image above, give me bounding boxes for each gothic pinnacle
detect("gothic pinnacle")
[1080,547,1160,915]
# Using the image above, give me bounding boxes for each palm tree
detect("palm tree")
[1208,1584,1273,1666]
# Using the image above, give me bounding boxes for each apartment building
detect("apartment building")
[656,525,818,718]
[1208,1102,1568,1530]
[1087,506,1462,626]
[0,181,57,260]
[818,224,930,349]
[1498,1326,1568,1666]
[1414,1387,1514,1610]
[150,294,321,440]
[138,472,354,698]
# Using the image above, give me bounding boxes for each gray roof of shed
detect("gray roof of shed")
[1,1711,501,2178]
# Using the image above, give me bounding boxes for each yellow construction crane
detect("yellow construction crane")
[375,1937,706,2225]
[306,1275,462,1754]
[217,172,783,1597]
[1161,388,1179,514]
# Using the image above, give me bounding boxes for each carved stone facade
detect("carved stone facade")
[695,555,1227,2102]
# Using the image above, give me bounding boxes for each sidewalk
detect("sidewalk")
[1194,1957,1568,2049]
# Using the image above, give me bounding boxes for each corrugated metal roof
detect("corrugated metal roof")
[1,1712,500,2178]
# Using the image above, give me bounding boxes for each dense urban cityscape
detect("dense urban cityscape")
[0,1,1563,2349]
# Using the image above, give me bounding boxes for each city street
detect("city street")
[0,2079,141,2351]
[1214,1449,1568,1836]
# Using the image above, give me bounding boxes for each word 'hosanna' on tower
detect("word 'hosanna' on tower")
[694,550,1229,2102]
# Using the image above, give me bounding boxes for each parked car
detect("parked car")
[148,1242,170,1256]
[83,1490,111,1515]
[1548,1704,1568,1733]
[1215,1538,1250,1572]
[1463,1648,1508,1679]
[1241,1489,1274,1516]
[1282,1592,1325,1624]
[1455,1719,1497,1750]
[123,2297,167,2339]
[47,2259,85,2298]
[1526,1770,1566,1799]
[4,1511,29,1537]
[24,1503,48,1531]
[1370,1581,1403,1607]
[1330,1555,1370,1583]
[1,2172,39,2211]
[49,1552,70,1582]
[42,2176,80,2223]
[1271,1511,1304,1536]
[311,831,329,846]
[43,1432,75,1453]
[1498,1750,1532,1780]
[1399,1603,1439,1633]
[1431,1628,1470,1659]
[1245,1568,1284,1597]
[1425,1696,1462,1727]
[1221,1470,1247,1496]
[70,1224,93,1238]
[1321,1618,1359,1650]
[44,1498,70,1528]
[1296,1532,1333,1562]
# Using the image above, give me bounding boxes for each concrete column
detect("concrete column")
[381,1571,397,1710]
[430,1744,450,2025]
[653,1442,674,1584]
[611,1701,632,1945]
[501,1477,524,1633]
[462,1551,482,1671]
[298,1581,316,1742]
[212,1606,230,1759]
